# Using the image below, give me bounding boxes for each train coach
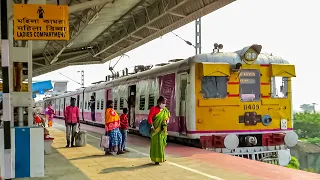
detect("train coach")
[42,44,298,166]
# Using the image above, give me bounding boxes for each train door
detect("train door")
[58,99,60,116]
[128,85,136,128]
[77,95,80,107]
[106,89,111,101]
[178,73,188,135]
[103,89,111,121]
[63,98,66,116]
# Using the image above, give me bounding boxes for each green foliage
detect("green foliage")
[286,156,300,169]
[305,137,320,145]
[304,168,319,173]
[294,112,320,139]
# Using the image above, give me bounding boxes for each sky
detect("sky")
[33,0,320,111]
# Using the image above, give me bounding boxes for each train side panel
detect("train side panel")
[95,89,105,123]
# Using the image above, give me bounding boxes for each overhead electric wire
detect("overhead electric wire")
[171,32,196,49]
[58,72,81,85]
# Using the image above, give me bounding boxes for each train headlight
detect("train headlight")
[244,49,258,62]
[236,44,262,64]
[224,134,239,150]
[284,131,298,147]
[245,51,258,61]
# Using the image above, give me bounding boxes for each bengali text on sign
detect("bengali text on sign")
[13,4,69,41]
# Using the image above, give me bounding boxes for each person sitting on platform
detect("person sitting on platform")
[33,111,42,126]
[120,107,130,152]
[64,97,80,147]
[105,100,124,155]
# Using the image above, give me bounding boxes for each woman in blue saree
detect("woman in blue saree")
[147,96,170,165]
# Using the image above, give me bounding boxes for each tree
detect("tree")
[294,112,320,139]
[306,137,320,145]
[286,156,300,169]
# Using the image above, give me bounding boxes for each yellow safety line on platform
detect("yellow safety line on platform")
[51,123,225,180]
[86,133,225,180]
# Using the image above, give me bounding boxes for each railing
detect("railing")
[229,150,279,165]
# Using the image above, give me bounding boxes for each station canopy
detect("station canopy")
[0,0,235,77]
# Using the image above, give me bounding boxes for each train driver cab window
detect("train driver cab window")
[201,76,228,98]
[271,77,288,98]
[239,70,260,102]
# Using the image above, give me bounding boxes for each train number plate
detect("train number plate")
[243,104,260,110]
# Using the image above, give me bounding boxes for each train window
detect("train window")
[148,94,155,109]
[85,101,87,109]
[201,76,228,98]
[119,97,124,110]
[271,77,288,98]
[97,100,100,110]
[114,98,118,110]
[101,100,104,109]
[80,101,82,109]
[239,70,260,102]
[139,95,146,110]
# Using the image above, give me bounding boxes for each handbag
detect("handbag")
[100,135,109,149]
[139,119,151,137]
[75,127,87,147]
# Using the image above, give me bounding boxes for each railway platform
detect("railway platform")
[17,119,320,180]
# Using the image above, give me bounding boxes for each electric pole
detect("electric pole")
[312,103,317,113]
[77,70,84,87]
[195,18,202,55]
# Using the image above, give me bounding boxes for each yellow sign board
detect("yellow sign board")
[13,4,69,40]
[0,83,28,92]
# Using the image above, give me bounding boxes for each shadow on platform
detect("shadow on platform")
[16,148,90,180]
[99,163,154,174]
[68,154,105,161]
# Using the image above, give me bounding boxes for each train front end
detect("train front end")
[193,44,298,166]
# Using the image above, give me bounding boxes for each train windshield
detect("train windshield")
[201,76,228,98]
[239,69,260,102]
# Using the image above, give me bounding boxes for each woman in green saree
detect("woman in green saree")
[147,96,170,165]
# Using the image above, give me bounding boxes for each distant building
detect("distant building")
[300,104,316,113]
[291,141,320,172]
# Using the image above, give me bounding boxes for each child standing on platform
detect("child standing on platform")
[120,108,130,152]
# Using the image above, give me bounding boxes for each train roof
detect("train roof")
[45,89,84,101]
[45,46,291,99]
[193,52,288,64]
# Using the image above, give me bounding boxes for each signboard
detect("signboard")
[53,82,68,92]
[13,4,69,40]
[0,83,28,92]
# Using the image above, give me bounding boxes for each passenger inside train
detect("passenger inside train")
[89,95,95,121]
